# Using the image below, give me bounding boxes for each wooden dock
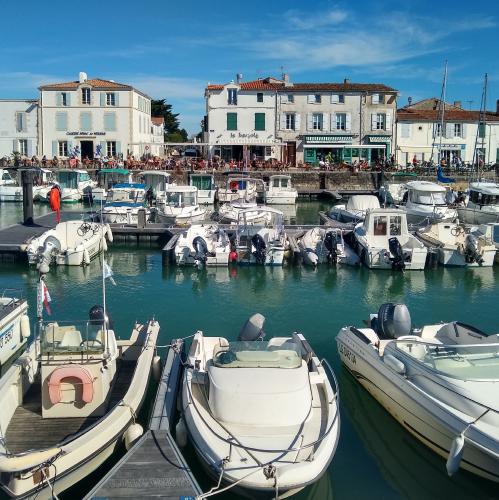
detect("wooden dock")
[85,340,202,499]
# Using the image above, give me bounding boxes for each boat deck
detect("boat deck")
[5,361,136,454]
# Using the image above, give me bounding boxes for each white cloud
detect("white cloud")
[125,75,205,100]
[284,8,349,30]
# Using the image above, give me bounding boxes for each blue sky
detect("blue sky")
[1,0,498,134]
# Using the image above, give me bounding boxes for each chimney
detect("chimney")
[236,73,243,84]
[454,100,462,108]
[283,73,292,87]
[344,78,350,84]
[79,72,87,83]
[408,96,413,106]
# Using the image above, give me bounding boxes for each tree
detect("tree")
[151,99,188,142]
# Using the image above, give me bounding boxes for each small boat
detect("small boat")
[140,171,175,205]
[457,182,499,225]
[0,307,159,498]
[189,173,216,204]
[32,168,57,201]
[234,207,288,266]
[416,221,496,267]
[175,224,230,267]
[92,168,133,204]
[54,169,96,203]
[217,176,261,204]
[353,208,427,270]
[0,291,30,375]
[156,186,207,225]
[328,195,380,225]
[400,181,457,225]
[101,183,150,225]
[336,302,499,482]
[265,175,298,205]
[471,223,499,263]
[217,200,269,225]
[26,220,113,266]
[297,227,359,267]
[181,313,340,498]
[0,169,22,202]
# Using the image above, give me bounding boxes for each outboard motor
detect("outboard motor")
[251,233,267,265]
[89,304,113,330]
[323,231,338,265]
[238,313,265,341]
[388,237,405,271]
[192,236,209,267]
[464,234,483,265]
[36,235,61,274]
[372,303,411,339]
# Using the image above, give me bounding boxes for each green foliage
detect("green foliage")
[151,99,188,142]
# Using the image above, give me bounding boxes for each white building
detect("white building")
[203,75,398,166]
[0,99,38,159]
[38,72,153,159]
[150,116,165,156]
[396,98,499,166]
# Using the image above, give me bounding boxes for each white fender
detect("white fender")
[152,355,162,382]
[446,433,465,476]
[175,417,188,447]
[101,236,108,252]
[0,448,62,473]
[83,248,91,265]
[124,423,143,450]
[20,314,31,339]
[106,224,113,243]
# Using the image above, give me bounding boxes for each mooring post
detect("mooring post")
[21,169,34,225]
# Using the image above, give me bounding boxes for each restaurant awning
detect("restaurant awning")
[303,135,354,144]
[303,144,386,149]
[367,135,392,143]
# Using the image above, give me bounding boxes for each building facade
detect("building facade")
[0,99,38,159]
[395,98,499,166]
[204,75,398,166]
[150,116,165,156]
[39,72,153,159]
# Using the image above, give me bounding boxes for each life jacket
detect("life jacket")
[49,187,61,211]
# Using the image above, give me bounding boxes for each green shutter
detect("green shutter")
[227,112,237,131]
[255,113,265,131]
[496,148,499,163]
[478,123,486,138]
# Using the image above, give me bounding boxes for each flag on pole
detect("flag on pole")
[103,260,116,286]
[38,280,52,315]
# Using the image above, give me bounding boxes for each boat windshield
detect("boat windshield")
[57,171,78,189]
[469,190,499,206]
[165,191,196,206]
[273,178,289,188]
[409,190,447,206]
[396,340,499,380]
[40,321,106,354]
[191,176,213,190]
[213,341,302,369]
[107,189,144,203]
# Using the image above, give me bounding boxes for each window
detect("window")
[435,123,442,137]
[287,94,294,103]
[285,113,295,130]
[81,87,91,105]
[61,92,68,106]
[390,216,402,236]
[80,112,92,131]
[338,94,345,103]
[332,94,345,104]
[106,92,116,106]
[376,113,386,130]
[15,112,26,132]
[228,88,237,105]
[55,112,68,131]
[378,94,385,104]
[478,122,486,138]
[255,113,265,131]
[312,113,323,130]
[107,141,116,157]
[227,112,237,130]
[314,94,321,103]
[454,123,462,137]
[256,93,263,103]
[58,141,68,156]
[336,113,346,130]
[104,112,116,131]
[373,216,387,236]
[18,139,28,156]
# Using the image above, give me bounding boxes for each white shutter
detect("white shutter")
[345,113,351,131]
[295,113,301,131]
[27,140,33,157]
[307,94,315,104]
[322,113,329,131]
[280,94,288,103]
[13,139,18,153]
[330,93,339,104]
[401,123,411,138]
[461,123,467,139]
[330,113,336,130]
[385,112,392,131]
[280,113,287,130]
[445,123,453,138]
[372,93,379,104]
[371,113,377,130]
[307,113,313,131]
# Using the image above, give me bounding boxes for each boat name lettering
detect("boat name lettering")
[0,325,14,348]
[339,343,356,364]
[66,131,106,136]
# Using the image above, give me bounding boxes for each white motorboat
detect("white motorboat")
[181,313,340,498]
[417,221,496,267]
[0,291,30,375]
[0,308,159,498]
[297,227,359,267]
[457,182,499,225]
[156,186,207,225]
[471,223,499,263]
[54,169,96,203]
[217,200,269,225]
[189,173,216,204]
[32,168,57,201]
[379,182,408,206]
[336,302,499,483]
[140,171,175,205]
[234,207,288,266]
[175,224,230,267]
[217,176,261,204]
[353,208,427,270]
[265,175,298,205]
[401,181,457,225]
[92,168,133,204]
[328,195,380,225]
[0,169,22,202]
[26,220,113,266]
[101,183,150,225]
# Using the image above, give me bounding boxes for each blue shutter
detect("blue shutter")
[13,139,18,153]
[81,112,91,130]
[56,112,67,131]
[52,141,58,157]
[104,113,116,131]
[27,140,33,157]
[116,141,121,154]
[115,93,119,106]
[57,93,62,106]
[100,92,106,106]
[66,93,71,106]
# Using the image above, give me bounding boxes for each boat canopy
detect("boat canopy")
[190,174,214,190]
[112,183,146,190]
[346,195,380,211]
[406,181,447,193]
[98,168,129,175]
[470,182,499,196]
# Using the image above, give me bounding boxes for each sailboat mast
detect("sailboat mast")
[438,61,448,167]
[472,73,488,180]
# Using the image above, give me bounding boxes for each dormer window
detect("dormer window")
[82,87,91,105]
[228,88,237,105]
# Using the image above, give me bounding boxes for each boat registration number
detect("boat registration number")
[0,325,14,349]
[339,343,356,365]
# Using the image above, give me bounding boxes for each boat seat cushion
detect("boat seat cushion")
[44,323,77,343]
[59,330,83,348]
[213,348,301,369]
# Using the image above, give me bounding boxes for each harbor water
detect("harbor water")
[0,202,498,499]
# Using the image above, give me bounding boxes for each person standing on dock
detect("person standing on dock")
[48,184,61,224]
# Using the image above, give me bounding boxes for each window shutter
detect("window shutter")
[330,93,339,104]
[100,141,107,156]
[280,113,287,130]
[461,124,466,139]
[13,139,18,153]
[307,95,315,104]
[385,112,392,131]
[445,123,453,138]
[80,112,92,131]
[322,113,329,131]
[27,140,33,157]
[56,112,67,131]
[104,113,116,131]
[100,92,106,106]
[66,93,71,106]
[116,141,121,154]
[307,113,313,131]
[371,113,377,130]
[330,113,336,130]
[372,94,379,104]
[401,123,411,138]
[57,93,62,106]
[115,93,119,106]
[346,113,351,131]
[295,113,301,131]
[67,141,73,156]
[255,113,265,131]
[280,94,288,104]
[52,141,58,156]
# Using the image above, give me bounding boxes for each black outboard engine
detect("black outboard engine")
[192,236,209,266]
[371,303,411,339]
[238,313,265,341]
[251,233,267,265]
[88,305,113,330]
[323,231,338,265]
[464,234,483,265]
[388,237,405,271]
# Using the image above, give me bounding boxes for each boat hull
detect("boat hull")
[0,187,23,202]
[457,207,499,225]
[356,240,427,270]
[438,248,496,267]
[266,194,297,205]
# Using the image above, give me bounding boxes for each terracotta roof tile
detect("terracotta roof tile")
[40,78,132,90]
[397,108,499,122]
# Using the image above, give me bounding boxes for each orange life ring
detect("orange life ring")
[48,365,94,404]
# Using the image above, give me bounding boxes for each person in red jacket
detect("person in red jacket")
[48,184,61,224]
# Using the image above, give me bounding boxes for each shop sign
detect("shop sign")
[304,135,353,144]
[66,131,106,136]
[368,135,391,143]
[230,132,260,139]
